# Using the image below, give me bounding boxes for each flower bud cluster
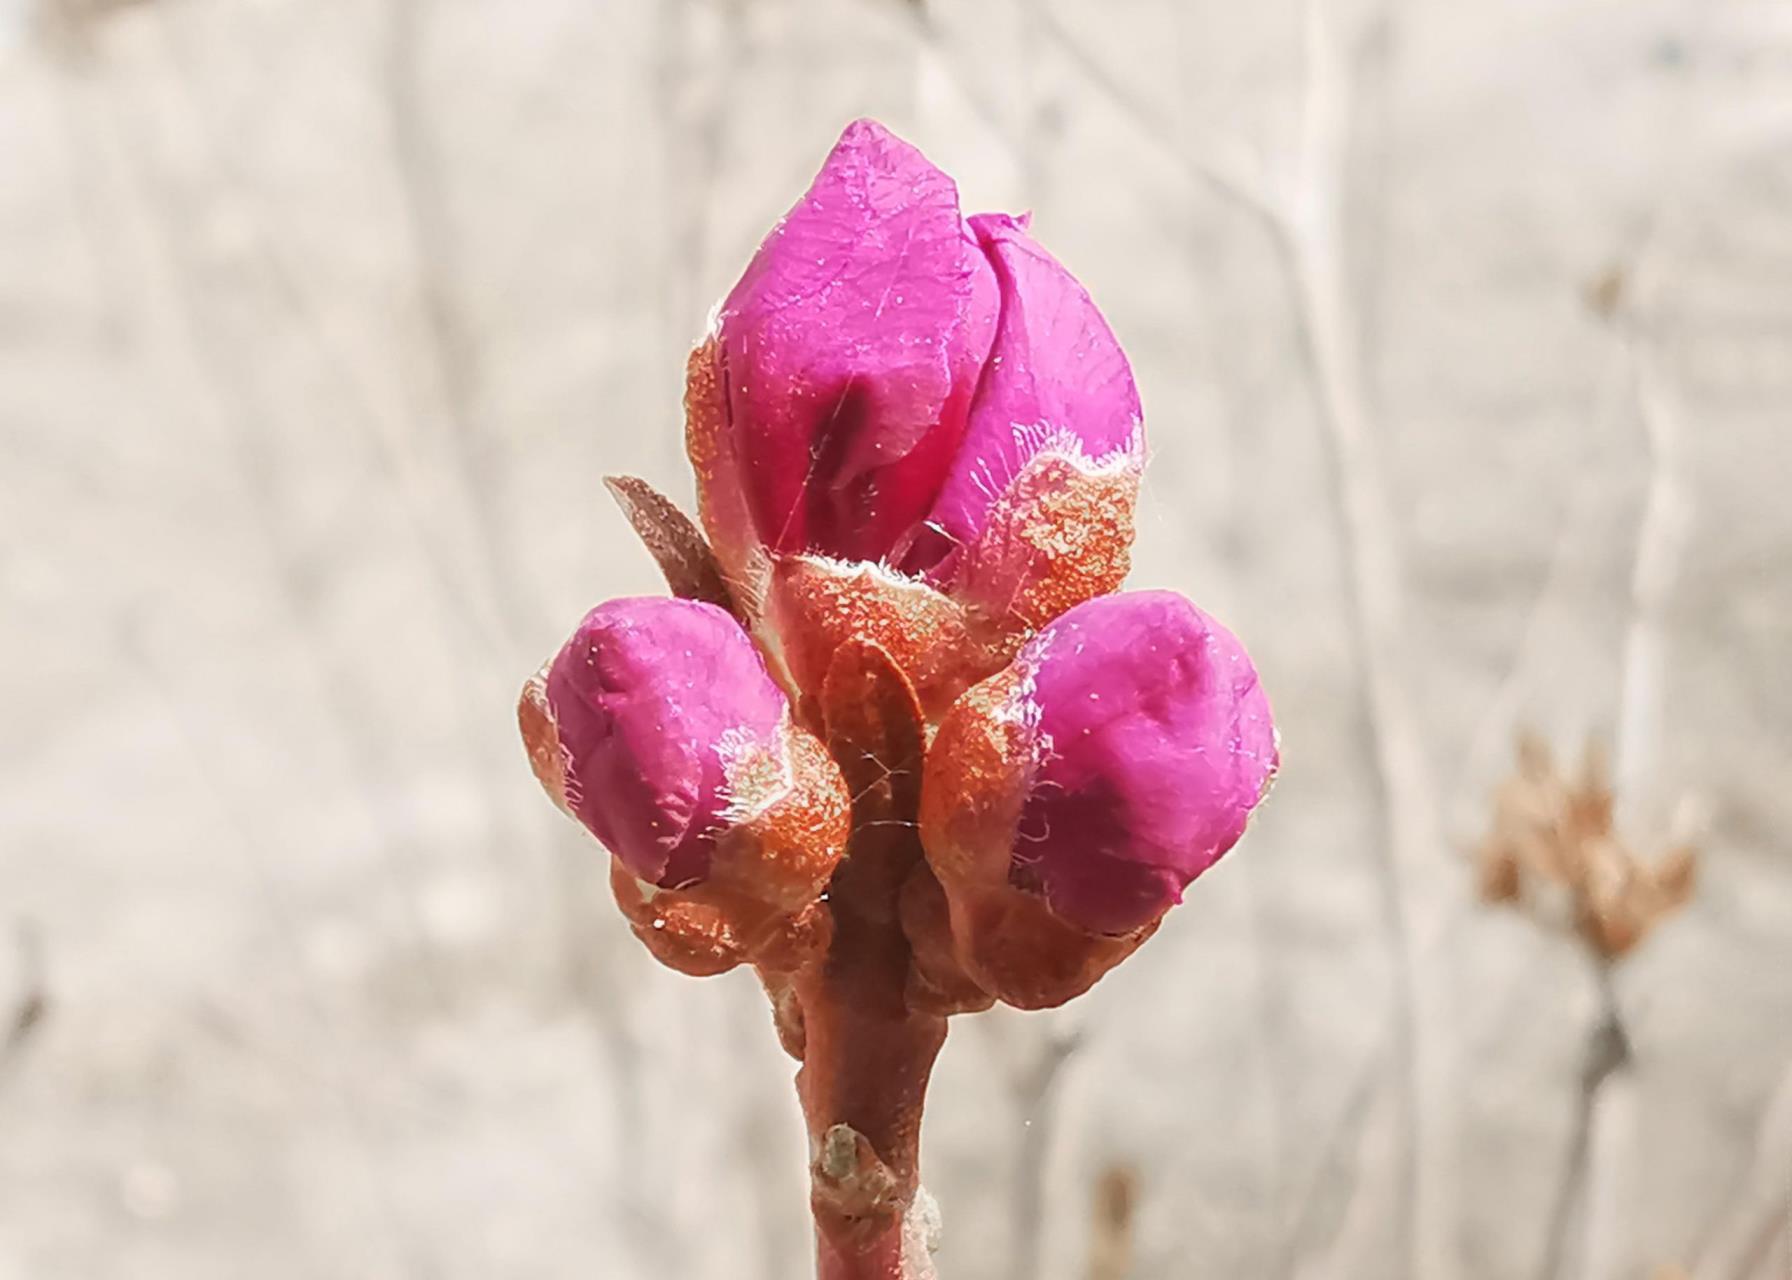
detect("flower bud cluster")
[520,120,1277,1008]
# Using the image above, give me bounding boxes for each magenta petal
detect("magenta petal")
[716,119,998,564]
[543,598,789,887]
[1009,591,1277,934]
[905,213,1142,575]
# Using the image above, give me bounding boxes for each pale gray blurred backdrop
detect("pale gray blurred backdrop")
[3,1,1790,1278]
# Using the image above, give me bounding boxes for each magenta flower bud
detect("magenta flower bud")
[705,119,999,566]
[903,212,1143,577]
[923,591,1277,935]
[521,597,797,889]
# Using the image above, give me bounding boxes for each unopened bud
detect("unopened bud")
[923,590,1278,937]
[520,597,849,914]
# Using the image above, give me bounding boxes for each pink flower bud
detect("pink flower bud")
[702,119,999,568]
[923,591,1277,936]
[903,213,1143,578]
[519,597,847,899]
[688,119,1146,660]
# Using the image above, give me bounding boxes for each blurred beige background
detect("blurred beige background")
[3,1,1790,1278]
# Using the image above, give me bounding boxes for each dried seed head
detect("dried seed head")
[1478,732,1699,960]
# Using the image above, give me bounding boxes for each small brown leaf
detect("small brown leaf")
[602,475,736,613]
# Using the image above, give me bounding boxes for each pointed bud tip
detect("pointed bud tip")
[699,119,999,566]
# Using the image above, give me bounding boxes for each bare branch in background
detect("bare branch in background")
[1690,1057,1792,1280]
[57,17,458,1012]
[904,0,1028,168]
[1005,1024,1084,1280]
[656,0,737,337]
[1535,967,1632,1280]
[1033,3,1277,225]
[1475,729,1695,1280]
[1294,1073,1404,1280]
[1034,5,1456,1273]
[1580,250,1695,1280]
[1444,264,1643,837]
[113,1,540,929]
[1283,1038,1385,1277]
[118,626,441,1278]
[1453,200,1697,1280]
[385,0,541,646]
[91,2,526,672]
[1615,338,1692,823]
[0,923,48,1077]
[1273,7,1458,1276]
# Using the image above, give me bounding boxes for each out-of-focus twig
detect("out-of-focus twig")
[108,0,538,934]
[1615,341,1691,826]
[1476,730,1696,1280]
[1283,1036,1385,1278]
[66,21,459,1014]
[1447,279,1641,831]
[1457,229,1695,1280]
[1040,6,1456,1274]
[1272,8,1458,1277]
[1689,1056,1792,1280]
[1293,1069,1406,1280]
[0,923,49,1078]
[115,0,524,668]
[1005,1024,1084,1280]
[1537,966,1631,1280]
[120,629,446,1278]
[1033,2,1277,224]
[1584,266,1693,1280]
[1086,1164,1138,1280]
[384,0,544,649]
[1445,241,1657,839]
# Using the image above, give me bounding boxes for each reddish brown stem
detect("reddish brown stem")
[797,639,950,1280]
[798,941,946,1279]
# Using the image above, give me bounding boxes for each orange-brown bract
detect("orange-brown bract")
[916,668,1158,1009]
[768,556,989,724]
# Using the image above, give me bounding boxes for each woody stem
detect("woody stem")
[798,961,946,1280]
[799,638,947,1279]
